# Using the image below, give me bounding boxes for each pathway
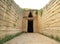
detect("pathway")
[4,33,60,44]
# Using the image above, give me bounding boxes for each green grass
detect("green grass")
[39,33,60,42]
[55,36,60,42]
[50,35,60,42]
[0,32,23,44]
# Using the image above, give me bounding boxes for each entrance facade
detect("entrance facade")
[23,10,38,33]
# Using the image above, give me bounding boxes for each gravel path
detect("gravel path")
[4,33,60,44]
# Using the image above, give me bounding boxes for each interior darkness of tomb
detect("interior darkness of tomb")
[28,20,33,32]
[28,11,33,32]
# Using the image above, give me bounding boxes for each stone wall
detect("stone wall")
[0,0,23,38]
[40,0,60,38]
[38,10,44,33]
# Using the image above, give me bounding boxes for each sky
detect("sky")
[14,0,50,10]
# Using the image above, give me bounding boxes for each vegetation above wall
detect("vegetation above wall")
[23,8,32,10]
[39,9,43,16]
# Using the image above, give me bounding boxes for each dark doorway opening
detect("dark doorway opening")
[28,20,33,32]
[28,11,33,32]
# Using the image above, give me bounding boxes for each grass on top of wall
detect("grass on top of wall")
[0,32,23,44]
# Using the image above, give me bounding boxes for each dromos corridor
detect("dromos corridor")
[0,0,60,44]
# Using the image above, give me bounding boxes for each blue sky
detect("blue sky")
[14,0,50,10]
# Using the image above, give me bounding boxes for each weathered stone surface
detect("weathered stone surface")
[39,0,60,38]
[0,0,23,38]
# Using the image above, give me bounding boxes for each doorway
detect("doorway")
[28,20,33,32]
[28,11,33,32]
